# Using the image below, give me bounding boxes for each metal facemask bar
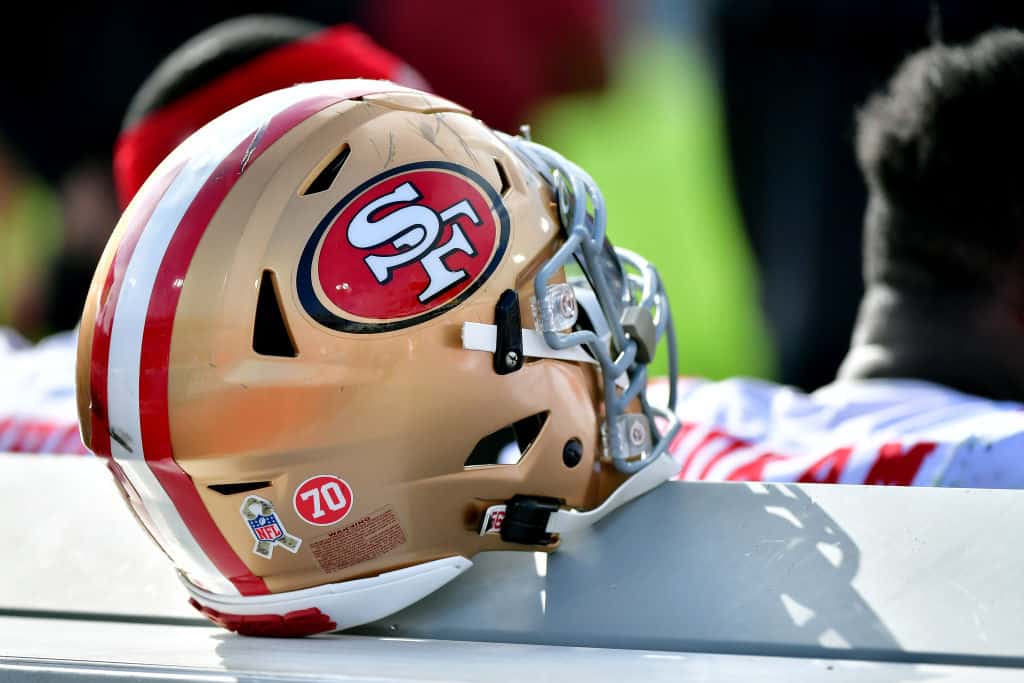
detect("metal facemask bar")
[495,130,681,474]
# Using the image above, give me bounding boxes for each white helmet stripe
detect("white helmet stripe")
[102,81,416,596]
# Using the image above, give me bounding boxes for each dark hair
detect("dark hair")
[122,14,322,131]
[856,28,1024,292]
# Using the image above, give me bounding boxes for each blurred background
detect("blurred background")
[3,0,1024,389]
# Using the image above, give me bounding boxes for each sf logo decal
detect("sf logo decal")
[347,180,482,303]
[298,162,510,333]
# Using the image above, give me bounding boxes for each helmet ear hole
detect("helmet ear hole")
[253,270,298,357]
[512,411,547,453]
[463,411,549,467]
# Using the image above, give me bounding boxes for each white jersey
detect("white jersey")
[652,377,1024,489]
[0,328,87,455]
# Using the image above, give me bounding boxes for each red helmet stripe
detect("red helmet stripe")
[138,129,270,595]
[137,87,404,596]
[89,161,185,458]
[97,82,413,598]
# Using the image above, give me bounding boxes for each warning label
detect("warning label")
[311,506,407,574]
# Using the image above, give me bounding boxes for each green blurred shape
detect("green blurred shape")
[533,35,776,380]
[0,176,59,333]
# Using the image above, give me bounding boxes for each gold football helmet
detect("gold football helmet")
[76,79,678,636]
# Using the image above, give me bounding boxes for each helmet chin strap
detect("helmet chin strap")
[545,451,676,535]
[461,321,595,365]
[478,452,677,544]
[461,321,630,390]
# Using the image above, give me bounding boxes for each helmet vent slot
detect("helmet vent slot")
[208,481,271,495]
[253,270,298,357]
[494,158,511,196]
[464,411,548,467]
[302,143,351,195]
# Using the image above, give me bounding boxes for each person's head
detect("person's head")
[856,28,1024,304]
[77,80,679,636]
[114,14,427,209]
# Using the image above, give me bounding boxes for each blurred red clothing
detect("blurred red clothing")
[364,0,611,133]
[114,24,426,208]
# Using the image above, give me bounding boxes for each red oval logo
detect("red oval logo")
[293,475,354,526]
[298,162,509,333]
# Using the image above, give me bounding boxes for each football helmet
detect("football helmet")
[76,79,679,636]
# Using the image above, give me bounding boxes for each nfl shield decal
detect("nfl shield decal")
[240,495,302,559]
[298,161,510,333]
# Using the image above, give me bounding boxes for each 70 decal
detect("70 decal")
[293,475,354,526]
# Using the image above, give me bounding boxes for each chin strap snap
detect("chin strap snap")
[499,495,562,546]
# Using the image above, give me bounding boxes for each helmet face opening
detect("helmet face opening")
[78,79,678,636]
[496,132,680,473]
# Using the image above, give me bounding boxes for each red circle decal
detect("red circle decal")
[293,475,354,526]
[315,168,499,320]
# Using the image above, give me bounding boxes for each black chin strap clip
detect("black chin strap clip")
[493,289,524,375]
[500,494,562,546]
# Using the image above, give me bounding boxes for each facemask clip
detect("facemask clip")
[531,283,579,333]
